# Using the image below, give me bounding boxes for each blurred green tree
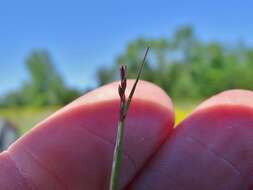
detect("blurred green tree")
[1,50,80,107]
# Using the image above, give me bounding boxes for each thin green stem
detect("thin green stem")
[109,47,150,190]
[109,120,125,190]
[125,47,150,113]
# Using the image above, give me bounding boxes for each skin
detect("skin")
[129,89,253,190]
[0,80,252,190]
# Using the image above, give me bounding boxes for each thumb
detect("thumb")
[0,80,174,190]
[130,89,253,190]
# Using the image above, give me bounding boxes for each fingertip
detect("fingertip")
[55,79,174,118]
[195,89,253,112]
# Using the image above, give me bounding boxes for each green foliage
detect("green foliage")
[0,107,58,134]
[1,50,80,107]
[97,26,253,100]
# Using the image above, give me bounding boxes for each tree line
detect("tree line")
[1,26,253,107]
[98,26,253,101]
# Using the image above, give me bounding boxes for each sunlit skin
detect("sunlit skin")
[129,90,253,190]
[0,80,252,190]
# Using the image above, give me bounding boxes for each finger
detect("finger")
[129,89,253,190]
[0,80,174,190]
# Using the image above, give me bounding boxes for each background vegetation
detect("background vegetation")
[1,26,253,134]
[98,26,253,101]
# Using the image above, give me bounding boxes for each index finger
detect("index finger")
[0,80,174,190]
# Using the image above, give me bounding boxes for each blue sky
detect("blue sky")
[0,0,253,96]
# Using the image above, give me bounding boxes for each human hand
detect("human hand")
[0,80,252,190]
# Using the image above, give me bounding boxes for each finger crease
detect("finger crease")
[22,148,69,190]
[7,152,37,190]
[186,135,241,176]
[82,126,137,171]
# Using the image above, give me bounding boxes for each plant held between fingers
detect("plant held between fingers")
[109,47,150,190]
